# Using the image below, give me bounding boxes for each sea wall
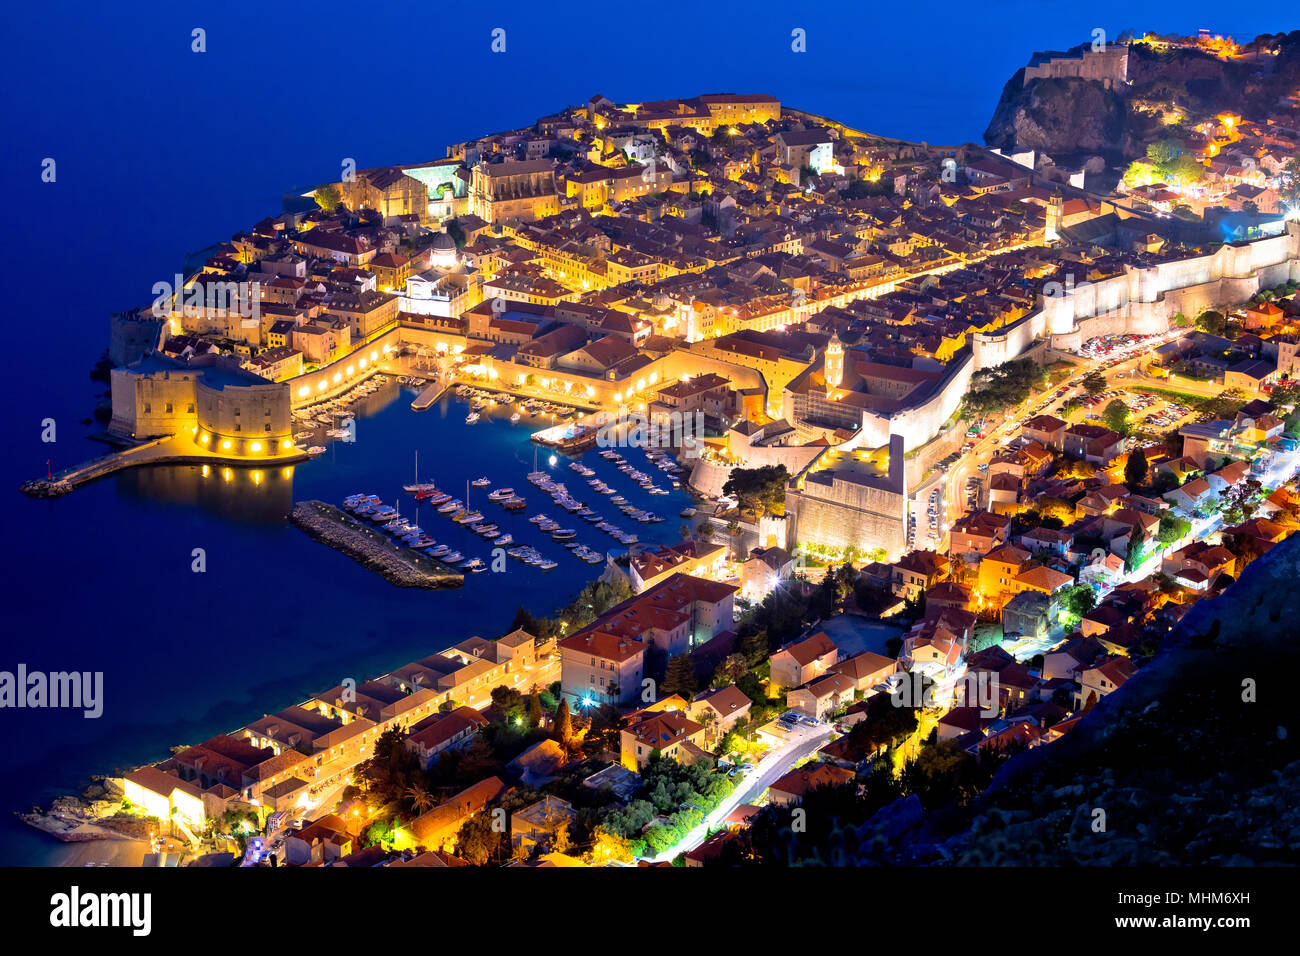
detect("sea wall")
[291,500,463,588]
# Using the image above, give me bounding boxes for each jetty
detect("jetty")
[531,420,601,454]
[411,379,450,411]
[20,435,308,498]
[290,500,464,588]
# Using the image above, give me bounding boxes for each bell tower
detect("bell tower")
[1045,189,1064,243]
[824,330,844,391]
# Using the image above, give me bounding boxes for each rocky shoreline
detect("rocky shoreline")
[18,777,150,844]
[291,500,464,588]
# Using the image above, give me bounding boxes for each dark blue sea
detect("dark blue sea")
[0,0,1286,863]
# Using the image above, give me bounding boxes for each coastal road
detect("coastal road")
[648,723,833,862]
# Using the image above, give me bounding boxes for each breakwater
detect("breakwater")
[291,500,464,588]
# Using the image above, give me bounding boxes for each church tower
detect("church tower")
[824,330,844,391]
[1045,189,1064,243]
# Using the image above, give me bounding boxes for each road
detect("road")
[647,722,834,862]
[940,328,1192,530]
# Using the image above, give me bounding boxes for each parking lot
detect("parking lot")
[1076,331,1168,362]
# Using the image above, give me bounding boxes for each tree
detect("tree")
[590,825,634,864]
[1218,477,1264,525]
[1270,378,1300,411]
[1156,513,1191,545]
[314,183,342,212]
[1082,371,1107,397]
[726,520,743,556]
[455,812,504,866]
[554,698,575,746]
[1146,137,1182,170]
[404,786,434,815]
[1124,446,1148,489]
[740,629,770,666]
[963,358,1049,418]
[511,606,542,635]
[847,689,922,752]
[1125,521,1147,574]
[490,685,525,723]
[1278,156,1300,206]
[722,465,789,517]
[1102,399,1131,436]
[1196,310,1227,336]
[661,654,697,698]
[527,692,543,729]
[1058,584,1096,629]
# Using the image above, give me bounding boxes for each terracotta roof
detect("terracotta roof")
[775,632,838,667]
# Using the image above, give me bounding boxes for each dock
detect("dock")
[411,380,450,411]
[531,420,601,454]
[19,435,309,498]
[290,501,464,589]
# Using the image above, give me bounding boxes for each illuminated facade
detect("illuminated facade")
[110,353,295,459]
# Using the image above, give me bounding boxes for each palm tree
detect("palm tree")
[405,786,434,815]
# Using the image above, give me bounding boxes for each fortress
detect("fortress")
[1022,43,1130,89]
[833,222,1300,456]
[775,222,1300,559]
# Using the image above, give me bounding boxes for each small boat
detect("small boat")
[472,477,491,487]
[552,529,577,540]
[503,497,527,510]
[611,496,627,505]
[428,545,450,557]
[465,412,480,424]
[293,431,313,441]
[462,558,486,571]
[404,482,440,495]
[438,499,463,514]
[487,488,514,501]
[681,507,697,518]
[306,446,326,456]
[538,560,558,571]
[496,534,514,547]
[443,551,465,564]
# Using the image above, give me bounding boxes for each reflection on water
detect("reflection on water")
[116,462,296,524]
[110,376,409,523]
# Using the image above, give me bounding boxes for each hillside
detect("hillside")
[984,32,1300,171]
[858,533,1300,866]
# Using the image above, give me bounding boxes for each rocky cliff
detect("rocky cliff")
[984,32,1300,168]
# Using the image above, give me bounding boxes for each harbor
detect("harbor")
[6,375,700,864]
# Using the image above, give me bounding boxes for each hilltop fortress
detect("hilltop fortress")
[1022,43,1130,89]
